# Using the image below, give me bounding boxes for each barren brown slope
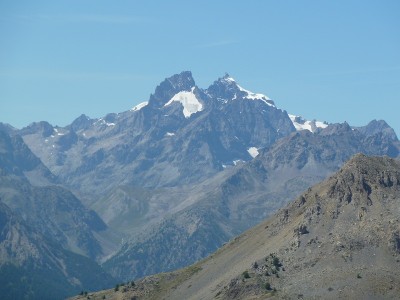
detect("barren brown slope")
[71,154,400,300]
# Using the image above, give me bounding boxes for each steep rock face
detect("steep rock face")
[80,155,400,300]
[0,127,56,186]
[148,71,196,109]
[0,201,115,300]
[0,177,107,260]
[0,128,111,260]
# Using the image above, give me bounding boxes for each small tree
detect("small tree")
[242,271,250,279]
[265,282,272,290]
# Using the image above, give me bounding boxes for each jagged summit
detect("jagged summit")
[206,73,274,107]
[331,153,400,197]
[20,121,54,137]
[148,71,196,108]
[288,114,328,132]
[356,119,398,141]
[69,114,94,131]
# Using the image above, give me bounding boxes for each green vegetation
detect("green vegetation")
[237,253,284,295]
[272,256,282,270]
[242,271,250,279]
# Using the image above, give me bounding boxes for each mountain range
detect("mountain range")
[1,71,399,298]
[70,154,400,299]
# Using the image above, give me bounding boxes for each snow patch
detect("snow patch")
[233,160,244,166]
[96,118,115,127]
[315,120,328,129]
[247,147,259,158]
[131,101,148,111]
[164,87,203,118]
[224,76,275,107]
[289,114,328,133]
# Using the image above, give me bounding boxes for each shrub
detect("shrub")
[272,257,281,268]
[242,271,250,279]
[264,282,271,290]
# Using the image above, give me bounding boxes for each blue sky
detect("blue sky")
[1,1,399,135]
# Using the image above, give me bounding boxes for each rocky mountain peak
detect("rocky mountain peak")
[69,114,94,132]
[288,153,400,227]
[0,127,54,182]
[148,71,196,108]
[20,121,54,137]
[335,153,400,190]
[206,73,275,108]
[357,119,398,141]
[318,121,353,136]
[206,73,243,101]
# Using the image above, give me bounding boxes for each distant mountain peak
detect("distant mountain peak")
[148,71,196,109]
[166,71,195,90]
[69,114,94,131]
[220,73,236,83]
[356,119,398,141]
[207,73,274,107]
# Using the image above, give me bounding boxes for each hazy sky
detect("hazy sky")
[1,1,399,135]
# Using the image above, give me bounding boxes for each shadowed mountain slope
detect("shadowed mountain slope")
[0,200,115,300]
